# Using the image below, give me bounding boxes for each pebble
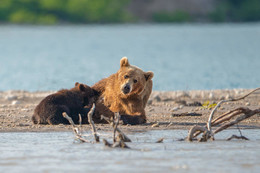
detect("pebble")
[0,105,7,108]
[21,108,29,112]
[209,92,214,99]
[171,107,179,112]
[154,95,161,102]
[245,102,250,106]
[166,122,173,127]
[171,105,184,112]
[5,95,18,101]
[225,94,230,100]
[179,105,184,109]
[148,108,154,112]
[12,100,21,105]
[219,96,225,100]
[147,100,153,105]
[151,122,159,128]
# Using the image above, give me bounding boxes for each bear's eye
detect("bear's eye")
[124,75,129,79]
[133,79,138,83]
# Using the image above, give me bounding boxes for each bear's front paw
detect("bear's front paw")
[120,115,146,125]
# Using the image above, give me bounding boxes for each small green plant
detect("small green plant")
[202,101,217,109]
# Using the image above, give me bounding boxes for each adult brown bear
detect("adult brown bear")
[92,57,154,125]
[32,82,98,125]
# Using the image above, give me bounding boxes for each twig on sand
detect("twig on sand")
[188,87,260,142]
[62,112,91,143]
[87,104,100,143]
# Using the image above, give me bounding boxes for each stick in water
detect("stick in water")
[87,104,100,143]
[62,112,91,143]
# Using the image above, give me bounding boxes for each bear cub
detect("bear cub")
[32,82,99,125]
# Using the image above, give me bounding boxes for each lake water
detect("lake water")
[0,129,260,173]
[0,24,260,91]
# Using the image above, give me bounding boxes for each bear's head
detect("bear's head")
[117,57,154,97]
[74,82,99,107]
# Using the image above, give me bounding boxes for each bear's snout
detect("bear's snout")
[122,84,131,94]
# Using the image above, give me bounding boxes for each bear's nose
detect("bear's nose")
[123,84,130,94]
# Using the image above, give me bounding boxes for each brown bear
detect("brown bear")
[32,82,98,125]
[92,57,154,125]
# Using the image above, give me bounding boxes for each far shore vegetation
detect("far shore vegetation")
[0,0,260,24]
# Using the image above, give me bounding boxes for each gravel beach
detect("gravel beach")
[0,89,259,133]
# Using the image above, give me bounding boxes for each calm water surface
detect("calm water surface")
[0,24,260,91]
[0,130,260,173]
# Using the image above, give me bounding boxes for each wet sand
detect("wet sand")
[0,89,259,132]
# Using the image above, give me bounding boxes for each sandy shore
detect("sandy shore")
[0,89,259,133]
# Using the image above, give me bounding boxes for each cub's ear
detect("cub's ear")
[78,84,85,91]
[75,82,79,86]
[144,71,154,81]
[92,89,100,96]
[120,57,130,67]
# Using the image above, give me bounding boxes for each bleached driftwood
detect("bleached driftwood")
[101,114,131,142]
[113,112,120,142]
[188,87,260,142]
[62,112,91,143]
[87,103,100,143]
[207,87,260,134]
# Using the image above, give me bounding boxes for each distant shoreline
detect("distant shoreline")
[1,0,260,24]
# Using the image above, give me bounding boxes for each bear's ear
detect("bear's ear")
[120,57,130,67]
[75,82,79,86]
[144,71,154,81]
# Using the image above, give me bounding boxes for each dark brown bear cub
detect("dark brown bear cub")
[32,82,98,125]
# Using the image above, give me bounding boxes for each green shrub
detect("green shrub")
[36,14,57,24]
[153,11,192,23]
[210,0,260,22]
[0,0,132,24]
[9,9,36,23]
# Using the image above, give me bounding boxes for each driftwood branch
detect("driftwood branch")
[214,108,260,134]
[101,114,131,142]
[62,112,91,143]
[100,113,131,149]
[113,112,120,142]
[188,125,209,142]
[207,87,260,135]
[188,87,260,142]
[103,139,130,149]
[227,135,249,141]
[78,113,82,134]
[87,103,100,143]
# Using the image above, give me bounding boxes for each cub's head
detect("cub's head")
[118,57,153,97]
[74,82,99,106]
